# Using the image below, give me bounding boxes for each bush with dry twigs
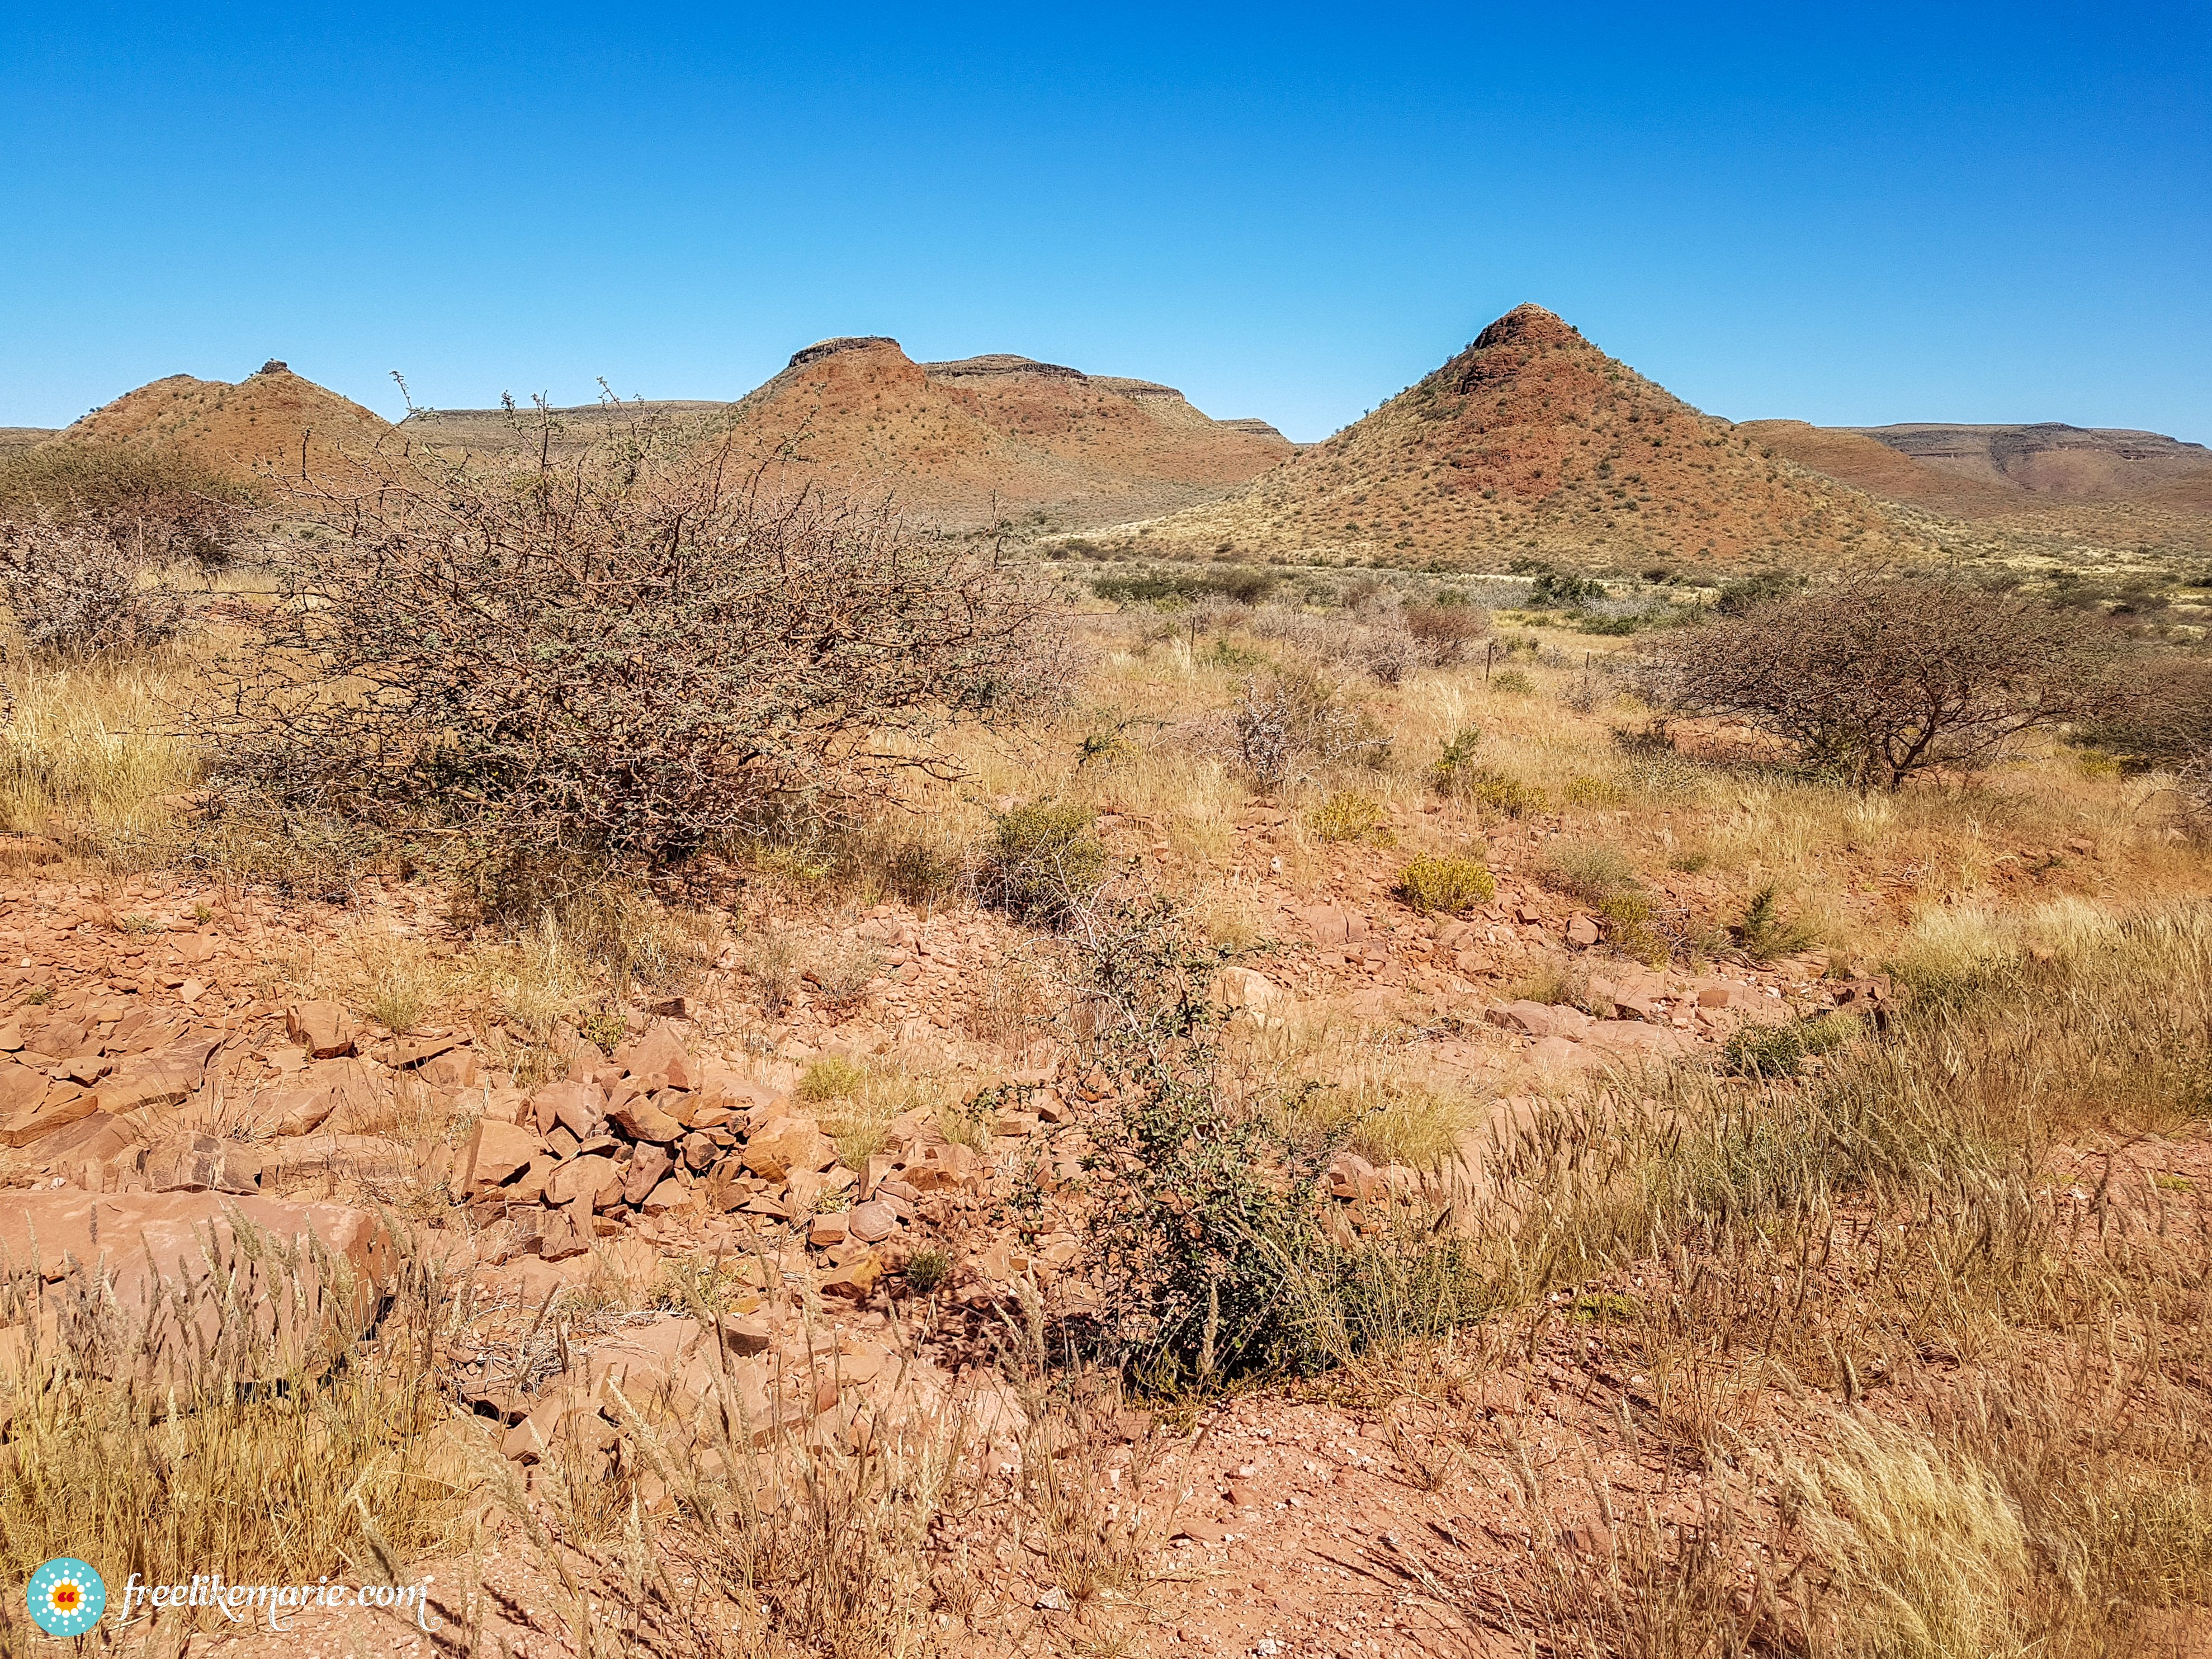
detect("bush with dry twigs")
[204,415,1069,918]
[0,439,254,566]
[1640,577,2128,791]
[1226,665,1389,788]
[0,515,185,656]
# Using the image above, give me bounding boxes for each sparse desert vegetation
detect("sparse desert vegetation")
[0,342,2209,1659]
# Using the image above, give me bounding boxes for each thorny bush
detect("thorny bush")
[205,415,1069,913]
[977,799,1107,926]
[0,441,253,566]
[1640,577,2128,791]
[1064,897,1337,1383]
[1227,667,1389,788]
[0,516,185,656]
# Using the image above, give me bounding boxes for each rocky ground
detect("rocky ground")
[0,815,1917,1657]
[0,741,2202,1657]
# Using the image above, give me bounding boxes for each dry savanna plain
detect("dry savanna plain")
[1,309,2211,1659]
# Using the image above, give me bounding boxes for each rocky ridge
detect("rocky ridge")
[394,338,1293,531]
[36,360,391,485]
[1083,304,1915,569]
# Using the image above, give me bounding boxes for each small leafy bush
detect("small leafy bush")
[1393,853,1496,915]
[1562,774,1623,807]
[902,1247,952,1294]
[1470,769,1548,819]
[979,800,1107,925]
[1068,898,1337,1382]
[1549,842,1670,961]
[1306,790,1393,845]
[1722,1013,1860,1078]
[1576,613,1646,636]
[1596,891,1670,965]
[1076,725,1136,770]
[1093,568,1277,605]
[1426,724,1484,793]
[1735,884,1814,961]
[1492,668,1536,695]
[1528,570,1606,608]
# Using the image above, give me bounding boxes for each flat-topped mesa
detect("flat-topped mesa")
[1218,417,1289,441]
[786,336,904,370]
[924,354,1088,382]
[1748,418,2212,510]
[1089,377,1188,400]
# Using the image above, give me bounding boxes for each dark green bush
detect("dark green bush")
[1393,853,1496,914]
[1529,570,1606,608]
[1091,568,1278,605]
[1722,1013,1861,1078]
[1067,898,1337,1383]
[979,800,1106,925]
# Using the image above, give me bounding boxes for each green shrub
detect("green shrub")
[1470,769,1548,819]
[798,1055,868,1101]
[1492,668,1536,695]
[1202,636,1267,669]
[1306,790,1393,845]
[1425,724,1483,793]
[1597,891,1670,965]
[1562,774,1624,807]
[1393,853,1497,915]
[1066,897,1337,1383]
[1091,568,1277,605]
[1529,570,1606,608]
[1722,1013,1861,1078]
[902,1247,952,1294]
[1736,884,1815,961]
[1548,842,1670,961]
[1576,613,1645,636]
[979,800,1107,925]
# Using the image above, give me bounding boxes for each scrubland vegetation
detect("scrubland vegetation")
[3,426,2212,1655]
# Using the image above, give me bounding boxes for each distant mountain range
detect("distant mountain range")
[393,337,1292,529]
[12,321,2206,565]
[1738,420,2212,517]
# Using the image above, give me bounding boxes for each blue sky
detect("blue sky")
[3,3,2206,442]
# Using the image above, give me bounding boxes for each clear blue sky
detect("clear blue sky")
[3,3,2206,443]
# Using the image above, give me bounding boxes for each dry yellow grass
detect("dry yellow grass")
[0,1228,454,1625]
[10,559,2212,1655]
[0,652,197,842]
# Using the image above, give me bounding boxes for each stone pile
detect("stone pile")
[450,1019,976,1301]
